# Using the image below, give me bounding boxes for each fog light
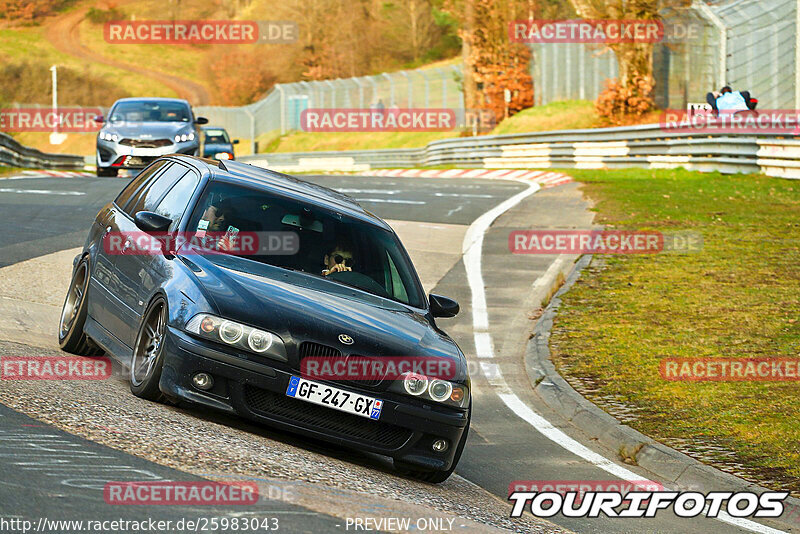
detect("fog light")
[192,372,214,391]
[432,439,448,452]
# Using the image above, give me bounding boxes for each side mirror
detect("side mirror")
[134,211,172,233]
[429,294,459,318]
[94,115,104,123]
[233,139,240,144]
[195,116,209,125]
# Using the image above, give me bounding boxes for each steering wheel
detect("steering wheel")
[327,271,391,298]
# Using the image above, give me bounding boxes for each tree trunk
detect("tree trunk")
[461,0,478,109]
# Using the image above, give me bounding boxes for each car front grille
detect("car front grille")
[298,342,386,389]
[244,385,412,449]
[119,138,172,148]
[299,341,341,358]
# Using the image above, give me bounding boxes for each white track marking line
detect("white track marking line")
[355,198,425,205]
[0,188,85,196]
[337,189,402,194]
[462,180,786,534]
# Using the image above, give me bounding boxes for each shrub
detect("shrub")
[595,76,655,125]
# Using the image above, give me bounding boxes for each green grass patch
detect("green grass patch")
[550,168,800,492]
[264,130,461,153]
[0,26,176,103]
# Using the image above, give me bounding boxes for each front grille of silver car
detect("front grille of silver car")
[119,138,172,148]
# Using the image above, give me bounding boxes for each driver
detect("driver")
[197,199,239,251]
[322,244,354,276]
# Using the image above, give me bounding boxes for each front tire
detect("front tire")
[129,297,168,402]
[58,257,102,356]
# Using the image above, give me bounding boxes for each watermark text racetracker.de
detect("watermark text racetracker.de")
[104,20,298,44]
[301,355,458,382]
[509,230,703,254]
[1,356,112,380]
[661,358,800,382]
[300,108,457,132]
[509,490,789,519]
[0,107,102,132]
[102,231,299,256]
[104,481,258,505]
[509,18,703,44]
[661,109,800,134]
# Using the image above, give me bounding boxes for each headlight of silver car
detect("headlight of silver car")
[391,371,469,408]
[185,314,287,361]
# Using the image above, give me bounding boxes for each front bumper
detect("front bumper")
[160,327,469,472]
[96,139,198,169]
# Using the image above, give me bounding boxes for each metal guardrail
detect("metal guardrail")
[0,132,86,170]
[240,123,800,179]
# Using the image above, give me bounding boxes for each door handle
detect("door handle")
[122,238,133,253]
[105,226,112,234]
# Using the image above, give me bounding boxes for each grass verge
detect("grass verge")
[550,168,800,493]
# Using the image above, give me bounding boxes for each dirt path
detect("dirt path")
[44,2,212,105]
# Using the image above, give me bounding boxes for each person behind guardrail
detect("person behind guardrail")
[706,86,758,116]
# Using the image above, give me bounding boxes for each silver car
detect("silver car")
[95,98,208,177]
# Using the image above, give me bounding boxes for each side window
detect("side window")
[386,253,409,303]
[154,171,200,230]
[115,160,168,209]
[127,164,190,216]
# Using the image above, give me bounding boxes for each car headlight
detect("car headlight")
[180,133,188,142]
[393,372,468,408]
[403,373,428,396]
[188,132,195,141]
[111,134,119,142]
[174,134,181,143]
[428,379,453,402]
[185,314,287,361]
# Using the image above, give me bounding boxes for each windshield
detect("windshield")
[185,181,425,308]
[204,129,230,144]
[109,101,192,123]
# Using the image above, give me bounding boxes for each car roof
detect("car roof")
[112,97,191,105]
[167,155,391,231]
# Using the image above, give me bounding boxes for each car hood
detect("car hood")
[104,121,194,139]
[185,254,465,376]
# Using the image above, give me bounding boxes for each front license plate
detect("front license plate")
[286,376,383,420]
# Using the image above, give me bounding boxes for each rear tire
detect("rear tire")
[394,401,471,483]
[58,257,103,356]
[129,297,168,402]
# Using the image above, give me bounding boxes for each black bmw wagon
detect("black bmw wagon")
[58,155,470,482]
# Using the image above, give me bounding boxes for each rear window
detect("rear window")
[203,129,230,144]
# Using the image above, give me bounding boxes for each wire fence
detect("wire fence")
[195,66,464,152]
[718,0,798,109]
